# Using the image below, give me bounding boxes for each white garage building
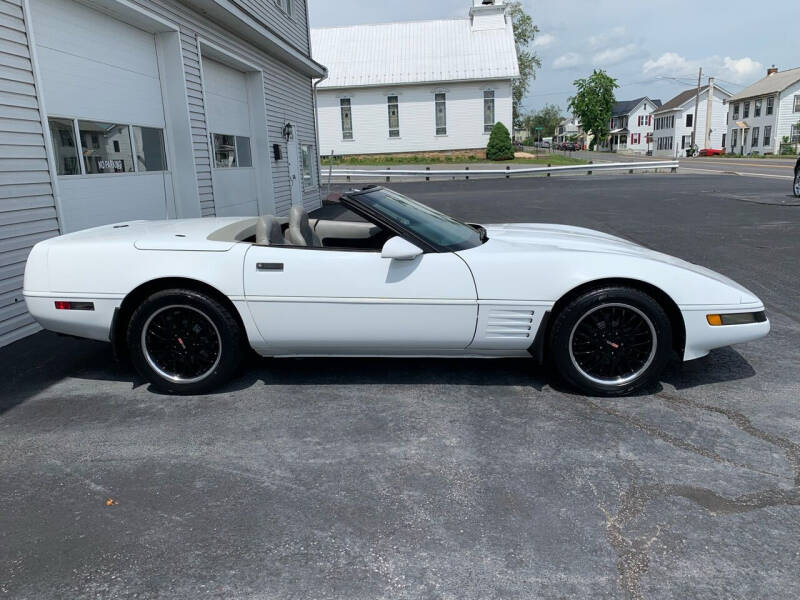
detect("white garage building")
[0,0,326,347]
[312,0,519,157]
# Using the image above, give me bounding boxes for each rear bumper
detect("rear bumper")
[23,293,121,342]
[681,305,770,360]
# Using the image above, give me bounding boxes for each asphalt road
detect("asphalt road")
[2,174,799,599]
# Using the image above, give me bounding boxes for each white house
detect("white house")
[555,117,580,144]
[653,81,732,158]
[596,97,661,154]
[311,0,519,156]
[726,66,800,155]
[0,0,326,347]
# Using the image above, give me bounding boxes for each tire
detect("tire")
[793,170,800,198]
[548,286,673,396]
[126,288,244,394]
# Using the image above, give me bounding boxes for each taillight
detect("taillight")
[54,301,94,311]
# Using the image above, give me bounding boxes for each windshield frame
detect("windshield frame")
[341,186,485,253]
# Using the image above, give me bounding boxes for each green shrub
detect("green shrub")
[486,122,515,161]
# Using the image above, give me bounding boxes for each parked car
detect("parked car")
[794,156,800,198]
[698,148,724,156]
[24,186,769,397]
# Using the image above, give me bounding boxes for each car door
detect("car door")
[243,244,477,354]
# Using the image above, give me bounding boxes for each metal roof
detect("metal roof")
[611,97,662,117]
[311,18,519,89]
[730,67,800,100]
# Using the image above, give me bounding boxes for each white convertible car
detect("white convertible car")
[24,186,769,396]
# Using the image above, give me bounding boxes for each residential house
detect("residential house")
[555,116,580,144]
[726,66,800,155]
[596,97,661,154]
[0,0,326,347]
[653,81,732,158]
[311,0,519,156]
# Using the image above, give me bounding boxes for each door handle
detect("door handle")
[256,263,284,271]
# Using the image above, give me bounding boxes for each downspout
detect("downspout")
[306,0,328,206]
[312,69,328,204]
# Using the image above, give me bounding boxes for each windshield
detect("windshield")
[351,188,483,251]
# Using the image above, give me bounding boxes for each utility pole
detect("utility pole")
[704,77,715,150]
[690,67,702,151]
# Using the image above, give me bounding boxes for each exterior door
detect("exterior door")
[243,245,478,354]
[286,132,303,206]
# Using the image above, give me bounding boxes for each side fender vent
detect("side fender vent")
[485,309,535,339]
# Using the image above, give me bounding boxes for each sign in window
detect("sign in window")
[47,117,167,176]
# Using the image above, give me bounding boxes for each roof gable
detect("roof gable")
[311,18,520,89]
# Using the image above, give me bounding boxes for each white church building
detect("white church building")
[311,0,519,156]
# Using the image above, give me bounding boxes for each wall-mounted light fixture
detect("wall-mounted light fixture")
[282,122,294,141]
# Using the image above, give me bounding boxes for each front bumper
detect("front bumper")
[681,304,770,360]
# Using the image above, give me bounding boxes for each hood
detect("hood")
[462,223,760,305]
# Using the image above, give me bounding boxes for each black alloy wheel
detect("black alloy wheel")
[549,286,673,396]
[127,288,244,394]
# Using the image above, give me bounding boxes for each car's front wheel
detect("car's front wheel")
[126,289,244,394]
[793,170,800,198]
[549,286,673,396]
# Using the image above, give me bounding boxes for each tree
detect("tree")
[568,70,619,150]
[522,104,563,138]
[486,122,515,161]
[507,1,542,126]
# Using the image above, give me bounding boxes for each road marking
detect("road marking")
[681,167,793,180]
[688,160,793,169]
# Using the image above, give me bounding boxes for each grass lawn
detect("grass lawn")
[321,153,587,167]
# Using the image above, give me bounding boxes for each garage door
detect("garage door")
[202,58,258,216]
[31,0,171,233]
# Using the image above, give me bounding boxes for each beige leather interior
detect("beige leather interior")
[255,215,285,245]
[285,206,321,247]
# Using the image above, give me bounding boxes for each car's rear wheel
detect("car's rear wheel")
[127,289,243,394]
[549,286,673,396]
[793,170,800,198]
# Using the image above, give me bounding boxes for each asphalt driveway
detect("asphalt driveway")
[2,174,799,599]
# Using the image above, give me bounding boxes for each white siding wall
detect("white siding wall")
[128,0,320,215]
[656,89,730,157]
[0,0,60,346]
[624,101,655,154]
[776,80,800,149]
[317,80,514,156]
[727,96,779,154]
[233,0,309,55]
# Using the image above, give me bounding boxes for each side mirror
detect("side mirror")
[381,236,423,260]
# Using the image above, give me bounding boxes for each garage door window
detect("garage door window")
[133,126,167,172]
[48,118,80,175]
[213,134,252,168]
[79,121,134,174]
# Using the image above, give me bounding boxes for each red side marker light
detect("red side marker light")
[54,301,94,311]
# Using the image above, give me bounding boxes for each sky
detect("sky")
[308,0,800,116]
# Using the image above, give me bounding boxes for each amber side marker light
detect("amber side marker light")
[707,311,767,326]
[54,301,94,311]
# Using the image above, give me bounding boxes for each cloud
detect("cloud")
[643,52,764,84]
[533,32,556,49]
[553,52,583,70]
[592,43,639,66]
[588,27,626,49]
[721,56,763,83]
